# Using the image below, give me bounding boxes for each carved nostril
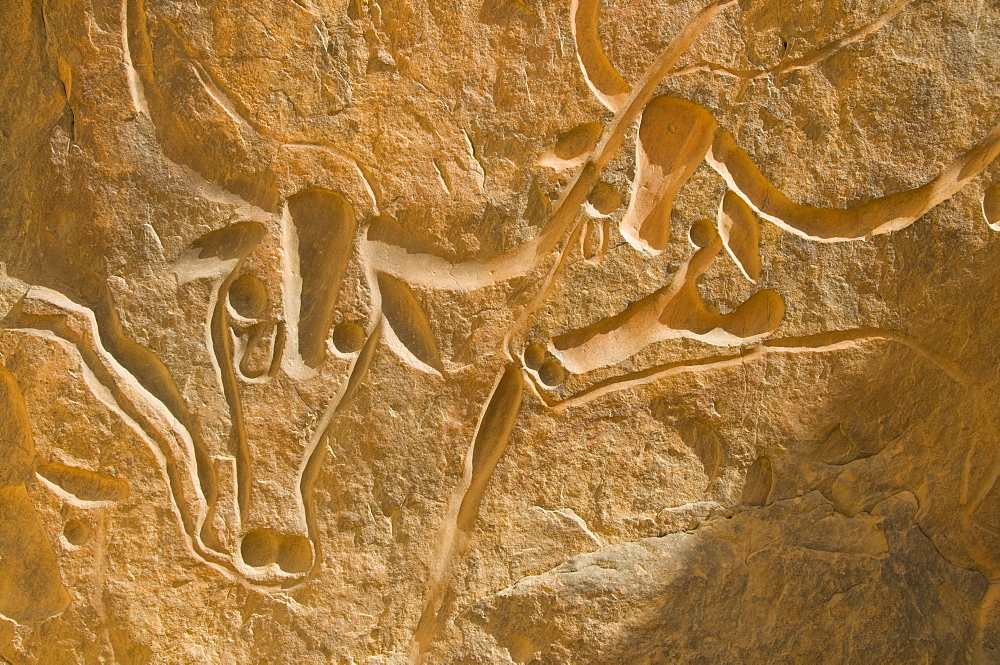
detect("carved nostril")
[240,529,312,574]
[240,528,279,568]
[688,218,717,249]
[276,534,313,574]
[522,342,547,370]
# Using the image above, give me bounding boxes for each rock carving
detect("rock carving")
[1,0,999,660]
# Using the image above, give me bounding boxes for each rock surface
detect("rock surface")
[1,0,1000,662]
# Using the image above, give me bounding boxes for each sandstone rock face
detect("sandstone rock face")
[2,0,1000,662]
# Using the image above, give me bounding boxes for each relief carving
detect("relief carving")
[2,0,999,660]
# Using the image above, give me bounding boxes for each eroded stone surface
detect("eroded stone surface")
[1,0,1000,662]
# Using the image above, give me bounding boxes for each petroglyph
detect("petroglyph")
[0,484,70,623]
[550,219,785,374]
[742,457,774,507]
[3,0,1000,657]
[621,96,718,255]
[985,183,1000,231]
[109,0,1000,640]
[538,122,604,171]
[718,190,762,283]
[35,462,129,506]
[570,0,631,111]
[708,123,1000,242]
[286,189,357,368]
[3,204,375,589]
[376,273,444,376]
[412,364,524,660]
[0,366,69,624]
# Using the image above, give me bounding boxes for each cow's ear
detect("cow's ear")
[174,222,265,283]
[376,272,444,377]
[189,222,265,261]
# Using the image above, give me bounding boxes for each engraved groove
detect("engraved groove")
[538,122,604,170]
[376,272,444,375]
[287,189,357,368]
[10,0,1000,652]
[293,321,382,588]
[718,190,762,282]
[741,457,773,507]
[984,183,1000,231]
[3,288,302,590]
[570,0,632,111]
[533,327,971,411]
[190,223,266,522]
[551,219,784,374]
[620,96,718,254]
[670,0,914,80]
[411,364,524,661]
[35,462,129,504]
[125,0,280,210]
[707,121,1000,242]
[367,3,733,292]
[0,365,69,622]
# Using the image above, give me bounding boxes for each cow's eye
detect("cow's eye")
[229,273,269,319]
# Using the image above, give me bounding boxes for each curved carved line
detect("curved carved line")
[411,364,524,660]
[289,319,382,590]
[550,220,784,374]
[2,288,300,591]
[367,3,734,293]
[707,119,1000,242]
[669,0,914,80]
[570,0,631,111]
[530,328,971,411]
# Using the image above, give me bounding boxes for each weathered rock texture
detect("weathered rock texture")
[2,0,1000,662]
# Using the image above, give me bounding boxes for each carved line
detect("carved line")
[708,120,1000,242]
[669,0,914,80]
[120,0,147,115]
[125,0,378,213]
[527,327,971,411]
[3,291,221,570]
[369,1,735,294]
[410,364,524,662]
[3,288,313,591]
[502,218,584,362]
[549,219,785,374]
[289,318,383,590]
[571,0,632,112]
[212,270,253,521]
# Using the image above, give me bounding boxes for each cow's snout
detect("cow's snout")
[240,528,313,574]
